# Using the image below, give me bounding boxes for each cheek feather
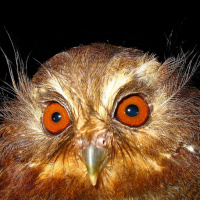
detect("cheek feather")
[38,155,87,181]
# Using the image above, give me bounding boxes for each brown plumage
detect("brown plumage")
[0,43,200,199]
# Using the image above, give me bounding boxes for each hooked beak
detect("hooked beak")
[82,144,108,186]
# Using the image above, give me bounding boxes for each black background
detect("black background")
[0,2,200,86]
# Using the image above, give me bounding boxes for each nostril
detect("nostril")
[97,135,107,147]
[77,131,111,149]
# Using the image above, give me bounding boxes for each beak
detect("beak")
[82,144,108,186]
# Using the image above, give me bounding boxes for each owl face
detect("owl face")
[0,43,199,199]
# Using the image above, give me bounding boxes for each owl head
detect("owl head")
[0,43,199,199]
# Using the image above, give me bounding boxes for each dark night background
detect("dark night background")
[0,2,200,88]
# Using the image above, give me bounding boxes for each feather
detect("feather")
[0,43,199,199]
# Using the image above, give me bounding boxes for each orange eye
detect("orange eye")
[43,103,71,134]
[116,95,149,127]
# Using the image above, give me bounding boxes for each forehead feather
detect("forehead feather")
[32,44,159,113]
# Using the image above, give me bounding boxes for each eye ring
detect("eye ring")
[43,102,71,134]
[116,95,149,127]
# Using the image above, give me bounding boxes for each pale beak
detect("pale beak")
[82,144,108,186]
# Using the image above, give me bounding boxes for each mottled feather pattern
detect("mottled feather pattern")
[0,43,199,199]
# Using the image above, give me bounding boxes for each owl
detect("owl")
[0,43,199,200]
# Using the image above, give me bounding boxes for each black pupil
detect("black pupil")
[126,104,139,117]
[52,112,62,122]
